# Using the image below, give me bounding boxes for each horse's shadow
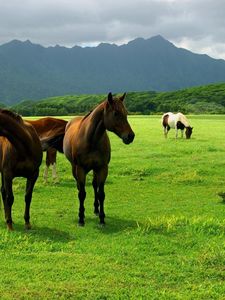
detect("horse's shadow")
[12,223,74,243]
[44,178,114,188]
[4,215,138,242]
[85,215,138,234]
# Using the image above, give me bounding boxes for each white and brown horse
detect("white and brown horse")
[26,117,67,183]
[162,112,193,139]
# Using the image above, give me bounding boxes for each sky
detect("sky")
[1,0,225,59]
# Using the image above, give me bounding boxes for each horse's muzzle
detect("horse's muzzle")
[122,132,135,144]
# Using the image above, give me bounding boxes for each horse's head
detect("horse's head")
[185,126,193,139]
[103,92,135,144]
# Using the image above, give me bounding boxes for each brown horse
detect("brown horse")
[0,109,43,230]
[63,93,135,226]
[26,117,67,183]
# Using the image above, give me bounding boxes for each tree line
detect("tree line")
[3,83,225,116]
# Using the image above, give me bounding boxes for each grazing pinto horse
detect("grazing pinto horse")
[162,112,193,139]
[0,109,42,230]
[63,93,135,226]
[26,117,67,183]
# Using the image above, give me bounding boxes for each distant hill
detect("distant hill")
[1,35,225,105]
[10,83,225,115]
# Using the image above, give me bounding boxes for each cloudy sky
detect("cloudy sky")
[0,0,225,59]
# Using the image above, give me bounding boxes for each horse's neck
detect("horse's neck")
[177,113,189,127]
[0,115,30,153]
[83,103,106,144]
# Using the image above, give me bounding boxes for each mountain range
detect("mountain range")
[1,35,225,105]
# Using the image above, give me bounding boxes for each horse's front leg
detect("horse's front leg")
[181,129,184,138]
[92,171,99,215]
[96,166,108,225]
[2,174,14,230]
[24,170,39,230]
[175,126,178,139]
[74,165,87,226]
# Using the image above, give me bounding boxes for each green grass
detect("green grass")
[1,115,225,299]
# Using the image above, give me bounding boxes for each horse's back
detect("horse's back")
[26,117,67,137]
[65,116,83,132]
[0,120,42,175]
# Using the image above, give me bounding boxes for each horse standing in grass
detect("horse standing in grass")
[162,112,193,139]
[63,93,135,226]
[0,109,43,230]
[26,117,67,183]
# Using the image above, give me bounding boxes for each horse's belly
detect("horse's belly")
[14,160,39,177]
[168,119,176,129]
[78,151,109,171]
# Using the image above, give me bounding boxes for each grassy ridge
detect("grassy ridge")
[0,115,225,299]
[10,82,225,116]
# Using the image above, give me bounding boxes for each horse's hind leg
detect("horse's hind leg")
[163,126,167,138]
[75,166,86,226]
[2,175,14,230]
[24,171,39,230]
[164,126,170,138]
[43,160,49,183]
[44,149,57,183]
[50,149,58,183]
[92,172,99,215]
[1,174,6,206]
[52,162,58,183]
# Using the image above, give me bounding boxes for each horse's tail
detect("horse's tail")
[0,110,33,155]
[161,112,172,122]
[41,134,64,153]
[162,112,173,126]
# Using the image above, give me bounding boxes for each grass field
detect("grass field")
[0,115,225,299]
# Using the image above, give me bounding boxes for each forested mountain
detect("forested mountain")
[1,35,225,104]
[10,83,225,115]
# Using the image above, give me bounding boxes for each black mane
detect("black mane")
[0,109,23,123]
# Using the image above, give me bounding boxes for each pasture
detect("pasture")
[0,115,225,299]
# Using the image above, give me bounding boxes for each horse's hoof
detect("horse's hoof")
[98,222,105,228]
[7,224,14,231]
[77,222,85,227]
[25,223,32,230]
[218,192,225,201]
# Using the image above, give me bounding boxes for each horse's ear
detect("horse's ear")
[107,92,113,105]
[120,92,126,102]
